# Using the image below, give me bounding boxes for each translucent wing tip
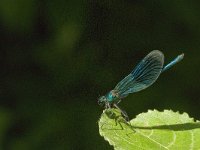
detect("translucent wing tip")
[149,50,164,63]
[151,50,164,56]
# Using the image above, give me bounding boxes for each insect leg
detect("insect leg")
[113,103,129,121]
[117,99,121,104]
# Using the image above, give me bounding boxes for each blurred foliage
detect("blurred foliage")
[0,0,200,149]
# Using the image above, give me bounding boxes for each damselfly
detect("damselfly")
[98,50,184,120]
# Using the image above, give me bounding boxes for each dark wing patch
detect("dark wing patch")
[114,50,164,98]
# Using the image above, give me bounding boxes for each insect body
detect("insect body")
[98,50,184,120]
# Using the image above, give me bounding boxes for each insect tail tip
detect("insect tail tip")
[181,53,184,57]
[178,53,184,60]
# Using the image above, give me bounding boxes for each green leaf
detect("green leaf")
[98,109,200,150]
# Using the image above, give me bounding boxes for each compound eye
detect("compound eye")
[98,100,101,105]
[98,96,106,106]
[98,100,104,106]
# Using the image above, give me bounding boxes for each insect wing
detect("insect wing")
[114,50,164,98]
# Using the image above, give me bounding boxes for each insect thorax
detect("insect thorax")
[105,90,119,103]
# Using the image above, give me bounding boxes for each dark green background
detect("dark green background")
[0,0,200,149]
